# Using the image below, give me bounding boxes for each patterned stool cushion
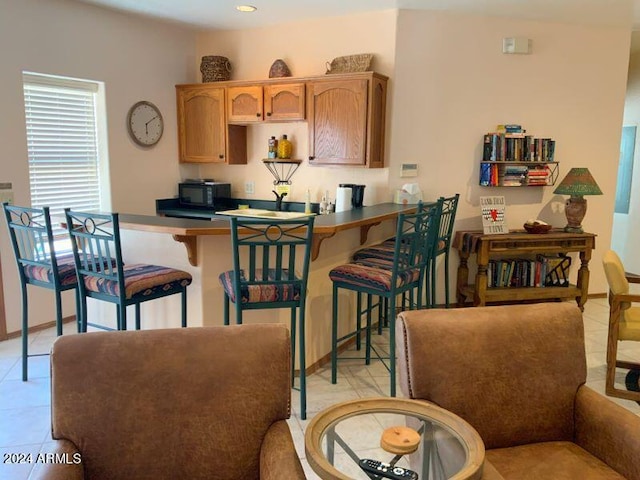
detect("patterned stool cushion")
[353,238,446,262]
[23,254,77,286]
[329,259,421,293]
[84,264,192,300]
[219,269,302,304]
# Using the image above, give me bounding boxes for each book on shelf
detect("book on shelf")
[487,255,571,288]
[482,130,555,163]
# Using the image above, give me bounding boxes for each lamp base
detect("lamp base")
[563,195,587,234]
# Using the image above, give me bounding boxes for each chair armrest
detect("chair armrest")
[625,272,640,284]
[28,439,84,480]
[611,292,640,303]
[260,420,306,480]
[574,386,640,480]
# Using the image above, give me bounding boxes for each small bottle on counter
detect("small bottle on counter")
[319,195,327,215]
[305,189,312,214]
[268,136,278,159]
[277,134,292,159]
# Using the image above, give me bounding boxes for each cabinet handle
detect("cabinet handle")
[219,154,224,159]
[309,156,315,161]
[256,112,261,117]
[266,112,272,117]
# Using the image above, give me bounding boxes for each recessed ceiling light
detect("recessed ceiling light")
[236,5,257,12]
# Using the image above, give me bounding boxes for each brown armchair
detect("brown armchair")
[602,249,640,401]
[31,324,306,480]
[396,303,640,480]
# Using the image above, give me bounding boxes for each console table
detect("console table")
[453,230,596,310]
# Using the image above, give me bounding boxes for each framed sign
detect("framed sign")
[480,196,507,234]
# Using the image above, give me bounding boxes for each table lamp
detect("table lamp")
[553,168,602,233]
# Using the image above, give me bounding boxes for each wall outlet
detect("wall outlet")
[244,181,255,195]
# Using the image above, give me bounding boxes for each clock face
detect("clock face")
[127,101,164,147]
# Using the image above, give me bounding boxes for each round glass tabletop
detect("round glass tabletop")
[305,398,485,480]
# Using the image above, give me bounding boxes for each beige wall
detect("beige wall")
[617,49,640,273]
[196,9,629,297]
[0,0,197,334]
[0,3,632,334]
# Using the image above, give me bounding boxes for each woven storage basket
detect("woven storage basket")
[200,56,232,82]
[325,53,373,74]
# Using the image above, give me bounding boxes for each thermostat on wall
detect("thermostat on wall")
[400,163,418,177]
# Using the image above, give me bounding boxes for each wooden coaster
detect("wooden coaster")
[380,426,421,455]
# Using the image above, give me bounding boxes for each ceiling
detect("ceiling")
[76,0,640,31]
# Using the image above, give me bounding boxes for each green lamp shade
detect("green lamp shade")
[553,168,603,196]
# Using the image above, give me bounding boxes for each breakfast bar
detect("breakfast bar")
[90,203,419,370]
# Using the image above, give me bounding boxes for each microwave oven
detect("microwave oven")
[178,182,231,208]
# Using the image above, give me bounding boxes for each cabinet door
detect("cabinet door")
[177,86,226,163]
[264,83,305,121]
[227,86,264,123]
[307,78,368,166]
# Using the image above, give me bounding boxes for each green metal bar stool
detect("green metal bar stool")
[3,203,80,381]
[219,216,315,420]
[329,203,441,397]
[65,209,192,331]
[430,193,460,308]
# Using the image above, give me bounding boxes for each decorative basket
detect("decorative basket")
[269,59,292,78]
[200,56,232,82]
[325,53,373,74]
[523,223,552,234]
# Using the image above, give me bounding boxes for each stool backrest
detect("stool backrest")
[391,200,443,281]
[434,193,460,256]
[64,209,124,296]
[3,203,68,289]
[228,216,315,305]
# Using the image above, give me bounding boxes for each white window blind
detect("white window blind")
[22,73,102,224]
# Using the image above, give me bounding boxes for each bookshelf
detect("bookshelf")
[453,230,596,311]
[479,127,559,187]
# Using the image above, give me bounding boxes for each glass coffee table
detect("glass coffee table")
[305,398,485,480]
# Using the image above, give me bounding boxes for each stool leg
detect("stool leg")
[223,293,230,326]
[298,306,307,420]
[118,304,127,330]
[181,289,188,327]
[365,294,372,365]
[74,287,82,333]
[431,256,437,309]
[444,250,450,308]
[54,290,63,336]
[21,284,28,382]
[389,294,397,398]
[356,292,362,350]
[135,303,141,330]
[331,283,339,384]
[377,295,383,335]
[290,308,296,388]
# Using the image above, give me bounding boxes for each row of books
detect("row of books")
[480,163,552,186]
[487,254,571,288]
[482,133,556,162]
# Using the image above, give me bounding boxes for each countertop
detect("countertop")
[121,203,423,265]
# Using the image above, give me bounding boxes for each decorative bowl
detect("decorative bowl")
[523,223,552,234]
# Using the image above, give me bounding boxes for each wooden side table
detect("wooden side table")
[453,229,596,310]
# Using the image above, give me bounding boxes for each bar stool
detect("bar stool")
[3,203,79,381]
[329,203,441,397]
[430,193,460,307]
[218,216,315,419]
[65,209,192,331]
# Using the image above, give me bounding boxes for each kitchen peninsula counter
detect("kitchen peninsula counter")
[124,202,421,266]
[99,202,422,371]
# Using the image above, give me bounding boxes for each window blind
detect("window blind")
[22,73,102,229]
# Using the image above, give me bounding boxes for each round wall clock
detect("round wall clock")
[127,100,164,147]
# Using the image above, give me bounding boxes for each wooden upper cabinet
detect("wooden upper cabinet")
[228,83,305,123]
[176,85,246,164]
[227,86,264,123]
[307,73,387,168]
[264,83,305,121]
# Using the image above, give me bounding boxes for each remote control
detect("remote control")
[359,459,418,480]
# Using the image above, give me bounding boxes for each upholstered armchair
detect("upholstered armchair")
[31,324,306,480]
[396,303,640,480]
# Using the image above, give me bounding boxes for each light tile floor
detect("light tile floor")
[0,298,638,479]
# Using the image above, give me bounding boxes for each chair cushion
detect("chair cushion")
[353,238,446,262]
[329,258,421,292]
[23,254,77,286]
[219,269,302,304]
[84,264,192,300]
[622,307,640,341]
[486,441,627,480]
